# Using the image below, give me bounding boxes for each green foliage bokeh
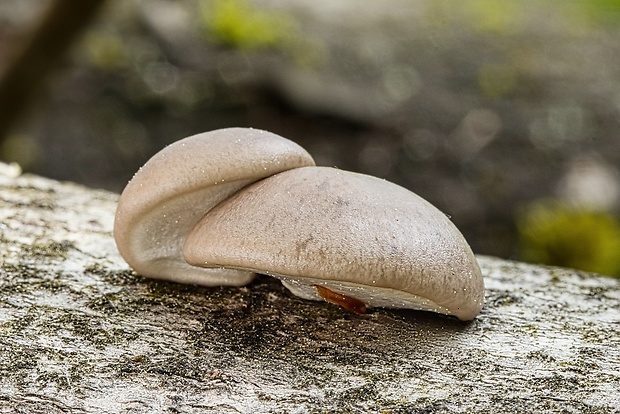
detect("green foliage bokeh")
[576,0,620,25]
[200,0,295,51]
[517,202,620,277]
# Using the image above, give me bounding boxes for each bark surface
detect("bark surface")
[1,167,619,413]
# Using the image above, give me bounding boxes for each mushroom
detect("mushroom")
[114,127,315,286]
[184,166,484,321]
[114,128,485,320]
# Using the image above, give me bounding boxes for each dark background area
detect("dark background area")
[1,0,620,275]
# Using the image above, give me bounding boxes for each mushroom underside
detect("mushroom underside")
[279,275,452,316]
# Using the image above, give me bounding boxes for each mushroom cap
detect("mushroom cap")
[114,128,315,286]
[183,166,484,320]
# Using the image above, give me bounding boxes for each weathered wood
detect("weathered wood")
[1,166,619,413]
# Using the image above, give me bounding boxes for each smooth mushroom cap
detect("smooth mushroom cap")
[114,128,315,286]
[183,166,484,320]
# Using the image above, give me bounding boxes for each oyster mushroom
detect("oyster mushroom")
[114,127,485,320]
[113,127,315,286]
[184,166,484,321]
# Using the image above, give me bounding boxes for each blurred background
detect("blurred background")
[1,0,620,276]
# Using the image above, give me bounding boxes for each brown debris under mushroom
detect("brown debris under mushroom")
[314,285,367,314]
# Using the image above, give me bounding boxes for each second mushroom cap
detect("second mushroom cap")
[183,166,484,320]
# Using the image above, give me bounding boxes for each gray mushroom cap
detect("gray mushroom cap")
[114,128,315,286]
[183,166,484,320]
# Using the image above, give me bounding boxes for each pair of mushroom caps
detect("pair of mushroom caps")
[114,128,484,321]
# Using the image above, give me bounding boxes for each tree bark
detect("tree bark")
[0,166,619,413]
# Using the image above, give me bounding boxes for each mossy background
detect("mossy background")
[518,203,620,277]
[201,0,296,51]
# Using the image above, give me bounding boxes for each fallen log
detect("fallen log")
[1,166,618,413]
